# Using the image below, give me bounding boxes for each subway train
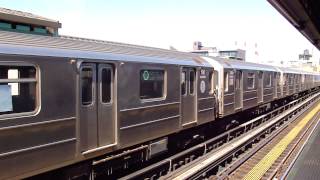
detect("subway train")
[0,28,320,179]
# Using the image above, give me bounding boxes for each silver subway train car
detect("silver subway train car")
[205,57,279,117]
[0,30,218,179]
[205,57,320,118]
[0,30,319,179]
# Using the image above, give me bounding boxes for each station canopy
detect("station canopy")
[268,0,320,50]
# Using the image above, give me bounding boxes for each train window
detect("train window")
[224,72,229,92]
[140,70,164,99]
[101,68,112,103]
[0,65,37,116]
[209,71,214,94]
[277,73,281,86]
[266,73,272,87]
[81,67,94,105]
[247,72,255,89]
[189,70,195,95]
[181,71,186,95]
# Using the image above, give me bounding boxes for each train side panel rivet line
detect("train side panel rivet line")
[243,103,320,180]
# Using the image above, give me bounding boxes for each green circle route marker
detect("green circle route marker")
[143,70,149,80]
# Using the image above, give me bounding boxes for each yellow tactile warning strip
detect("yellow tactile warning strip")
[243,102,320,180]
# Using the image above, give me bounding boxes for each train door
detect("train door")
[79,63,116,152]
[258,71,263,103]
[181,67,197,127]
[235,70,243,110]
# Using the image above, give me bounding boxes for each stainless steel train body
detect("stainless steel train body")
[0,30,216,179]
[204,57,320,117]
[0,30,319,179]
[277,67,319,97]
[204,57,279,117]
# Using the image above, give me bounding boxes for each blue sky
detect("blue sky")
[0,0,318,64]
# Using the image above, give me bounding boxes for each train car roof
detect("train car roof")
[277,67,316,75]
[0,30,211,67]
[205,56,279,72]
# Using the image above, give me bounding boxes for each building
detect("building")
[190,41,246,61]
[0,7,61,36]
[218,49,246,61]
[190,41,219,57]
[286,49,320,72]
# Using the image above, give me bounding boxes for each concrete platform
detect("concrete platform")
[286,115,320,180]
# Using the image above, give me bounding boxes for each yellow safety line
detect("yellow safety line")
[243,102,320,180]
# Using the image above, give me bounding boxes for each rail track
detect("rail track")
[119,90,320,180]
[269,103,320,180]
[219,93,320,180]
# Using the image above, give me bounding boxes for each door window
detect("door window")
[224,72,229,92]
[81,67,94,106]
[284,74,287,85]
[181,71,187,95]
[189,70,195,95]
[289,75,294,85]
[101,68,112,103]
[236,71,241,90]
[209,71,214,94]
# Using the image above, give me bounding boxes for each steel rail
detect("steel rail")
[222,94,320,180]
[279,112,320,180]
[267,111,320,180]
